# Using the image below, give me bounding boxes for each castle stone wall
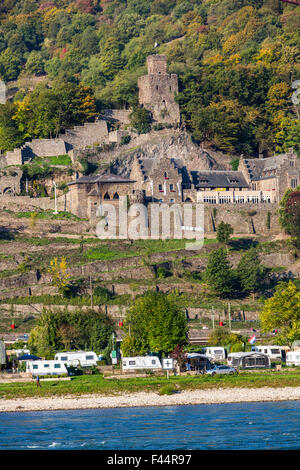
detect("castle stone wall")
[0,194,69,212]
[28,139,67,157]
[59,121,109,149]
[101,109,131,125]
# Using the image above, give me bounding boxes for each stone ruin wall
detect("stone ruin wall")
[0,193,69,212]
[0,168,23,195]
[58,121,109,150]
[101,109,131,125]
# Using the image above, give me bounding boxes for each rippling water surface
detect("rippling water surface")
[0,401,300,450]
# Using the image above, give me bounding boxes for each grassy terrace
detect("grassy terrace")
[1,370,300,399]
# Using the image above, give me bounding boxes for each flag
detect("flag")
[248,335,256,344]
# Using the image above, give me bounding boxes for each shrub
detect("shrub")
[158,384,176,395]
[129,107,151,134]
[120,135,131,145]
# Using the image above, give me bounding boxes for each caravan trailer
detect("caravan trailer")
[286,351,300,366]
[227,352,271,369]
[122,356,162,371]
[254,345,286,361]
[202,347,227,361]
[54,351,98,367]
[26,360,68,376]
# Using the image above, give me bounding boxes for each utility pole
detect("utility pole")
[90,274,93,308]
[53,181,58,214]
[228,303,231,332]
[212,307,215,330]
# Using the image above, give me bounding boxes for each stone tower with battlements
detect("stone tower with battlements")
[138,55,180,125]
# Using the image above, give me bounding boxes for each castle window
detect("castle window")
[164,172,168,179]
[113,192,119,200]
[156,85,159,90]
[158,184,163,192]
[291,178,298,188]
[104,192,110,200]
[290,161,295,167]
[169,86,172,92]
[170,184,174,191]
[170,199,175,203]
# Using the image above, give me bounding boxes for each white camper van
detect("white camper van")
[286,351,300,366]
[202,347,227,361]
[54,351,98,367]
[26,360,68,376]
[122,356,162,371]
[254,345,286,361]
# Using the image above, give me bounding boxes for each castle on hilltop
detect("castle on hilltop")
[138,55,180,125]
[0,54,180,170]
[0,53,299,223]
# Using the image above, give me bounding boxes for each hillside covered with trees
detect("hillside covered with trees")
[0,0,299,157]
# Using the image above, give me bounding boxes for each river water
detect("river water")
[0,401,299,450]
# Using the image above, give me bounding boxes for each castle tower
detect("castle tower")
[138,55,180,125]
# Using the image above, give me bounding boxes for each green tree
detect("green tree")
[0,102,24,152]
[279,189,300,250]
[0,48,22,81]
[100,36,123,80]
[129,106,151,134]
[236,247,267,296]
[121,291,188,356]
[25,50,45,76]
[216,221,234,245]
[28,308,115,356]
[260,281,300,346]
[205,247,235,298]
[208,327,250,352]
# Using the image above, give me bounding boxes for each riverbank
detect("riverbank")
[1,386,300,413]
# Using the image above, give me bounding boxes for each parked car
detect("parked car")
[206,365,237,376]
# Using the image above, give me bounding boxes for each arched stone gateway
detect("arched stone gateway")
[3,187,14,195]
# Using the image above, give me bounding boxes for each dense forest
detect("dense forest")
[0,0,299,157]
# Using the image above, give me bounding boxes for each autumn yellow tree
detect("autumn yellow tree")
[260,281,300,346]
[48,257,70,296]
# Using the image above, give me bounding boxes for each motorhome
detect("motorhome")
[286,351,300,366]
[122,356,162,371]
[227,352,271,369]
[202,347,227,361]
[254,345,286,361]
[54,351,98,367]
[26,360,68,376]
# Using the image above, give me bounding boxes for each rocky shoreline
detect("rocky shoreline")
[1,387,300,413]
